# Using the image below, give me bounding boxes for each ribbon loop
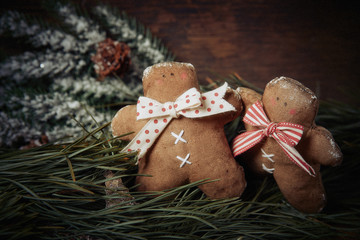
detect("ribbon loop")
[232,100,315,176]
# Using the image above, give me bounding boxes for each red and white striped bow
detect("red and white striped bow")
[232,101,315,176]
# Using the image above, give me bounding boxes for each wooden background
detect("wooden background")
[1,0,359,102]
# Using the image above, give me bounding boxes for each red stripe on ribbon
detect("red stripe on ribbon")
[232,101,315,176]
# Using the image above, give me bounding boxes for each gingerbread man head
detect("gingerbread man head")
[142,62,199,102]
[234,76,342,213]
[262,77,318,127]
[112,62,246,199]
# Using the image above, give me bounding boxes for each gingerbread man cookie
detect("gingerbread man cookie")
[233,76,342,213]
[112,62,246,199]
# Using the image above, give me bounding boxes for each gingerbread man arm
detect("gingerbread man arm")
[222,87,243,122]
[236,87,262,112]
[304,126,343,166]
[111,105,137,141]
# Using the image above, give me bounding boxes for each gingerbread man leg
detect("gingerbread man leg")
[273,164,326,213]
[193,161,246,199]
[187,136,246,199]
[136,162,189,192]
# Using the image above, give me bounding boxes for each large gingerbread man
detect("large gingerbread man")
[233,76,342,213]
[112,62,246,199]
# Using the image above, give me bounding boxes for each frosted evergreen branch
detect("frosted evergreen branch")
[29,29,86,53]
[57,3,106,50]
[0,1,175,147]
[1,92,111,147]
[0,11,90,54]
[0,11,41,37]
[0,49,86,86]
[52,75,141,104]
[0,112,42,147]
[92,5,174,66]
[92,5,137,42]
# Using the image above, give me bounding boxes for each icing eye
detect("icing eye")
[284,102,287,107]
[171,73,174,76]
[162,74,166,78]
[276,97,279,101]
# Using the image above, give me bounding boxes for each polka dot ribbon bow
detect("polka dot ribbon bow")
[232,101,315,176]
[122,82,235,164]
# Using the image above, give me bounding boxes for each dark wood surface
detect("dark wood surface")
[2,0,359,102]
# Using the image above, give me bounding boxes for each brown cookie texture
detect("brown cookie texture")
[237,76,342,213]
[112,62,246,199]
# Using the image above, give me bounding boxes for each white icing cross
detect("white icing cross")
[262,163,275,174]
[176,153,191,168]
[261,148,275,162]
[261,148,275,174]
[171,130,187,144]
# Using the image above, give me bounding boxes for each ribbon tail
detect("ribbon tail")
[121,116,172,164]
[275,136,316,177]
[232,130,264,157]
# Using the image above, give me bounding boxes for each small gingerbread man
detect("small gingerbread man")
[233,76,342,213]
[112,62,246,199]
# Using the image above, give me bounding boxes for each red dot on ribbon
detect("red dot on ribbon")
[136,140,141,144]
[202,96,207,100]
[146,139,150,143]
[195,110,199,114]
[163,119,168,123]
[220,104,224,109]
[162,108,166,112]
[137,100,140,104]
[207,108,211,112]
[215,93,219,97]
[155,129,159,133]
[174,104,178,108]
[127,149,132,152]
[149,110,153,114]
[149,102,153,106]
[137,112,139,116]
[154,119,158,124]
[186,99,190,103]
[145,130,149,134]
[186,95,189,98]
[211,100,215,104]
[182,110,186,113]
[169,105,172,110]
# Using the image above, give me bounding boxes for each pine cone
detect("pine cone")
[92,38,131,81]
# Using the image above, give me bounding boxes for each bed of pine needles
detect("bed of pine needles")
[1,76,360,240]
